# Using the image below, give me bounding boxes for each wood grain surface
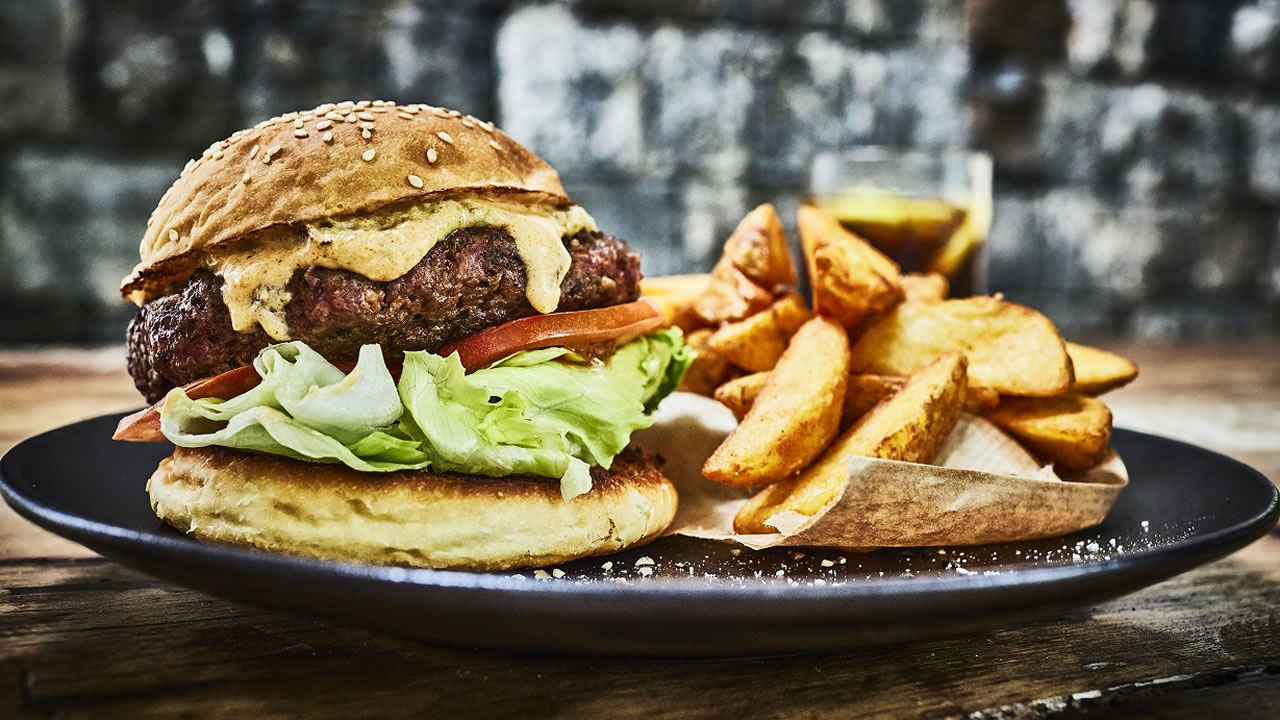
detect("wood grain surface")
[1,342,1278,719]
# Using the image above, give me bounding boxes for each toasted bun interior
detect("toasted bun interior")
[148,447,677,571]
[125,101,570,301]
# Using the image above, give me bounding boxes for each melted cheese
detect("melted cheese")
[204,199,597,341]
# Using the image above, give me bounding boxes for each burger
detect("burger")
[112,100,691,570]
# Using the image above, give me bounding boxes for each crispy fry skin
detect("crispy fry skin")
[713,371,769,420]
[798,204,903,331]
[723,203,797,289]
[678,328,734,396]
[985,394,1113,471]
[901,272,949,302]
[692,258,774,325]
[707,292,812,372]
[641,273,711,332]
[1066,342,1139,396]
[702,317,850,489]
[849,296,1072,397]
[734,352,967,532]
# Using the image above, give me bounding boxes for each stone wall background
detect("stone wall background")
[1,0,1278,344]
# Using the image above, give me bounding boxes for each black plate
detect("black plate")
[2,413,1276,656]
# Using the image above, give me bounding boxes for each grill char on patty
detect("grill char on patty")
[126,226,642,403]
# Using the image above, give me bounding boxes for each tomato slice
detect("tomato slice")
[113,366,264,442]
[114,300,664,443]
[439,300,664,372]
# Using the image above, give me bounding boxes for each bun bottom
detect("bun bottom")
[148,446,677,571]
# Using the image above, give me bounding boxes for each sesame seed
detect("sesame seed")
[324,111,343,121]
[294,129,309,138]
[316,119,333,130]
[361,129,371,140]
[322,131,333,143]
[397,112,413,120]
[314,103,335,114]
[431,107,449,117]
[356,100,371,108]
[371,106,388,114]
[345,114,357,123]
[182,159,196,175]
[372,100,388,107]
[480,120,495,133]
[426,147,438,163]
[293,118,304,129]
[448,109,462,118]
[407,174,424,188]
[338,100,354,108]
[358,121,375,130]
[242,171,252,184]
[403,106,420,115]
[267,144,281,156]
[436,131,453,144]
[211,149,224,160]
[357,111,375,122]
[168,229,179,241]
[488,139,501,151]
[248,144,259,159]
[462,120,474,128]
[361,148,376,161]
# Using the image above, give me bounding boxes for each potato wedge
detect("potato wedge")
[985,394,1113,471]
[707,293,812,372]
[678,328,734,395]
[641,273,711,332]
[734,352,967,533]
[724,203,797,289]
[901,272,949,302]
[693,257,774,325]
[718,370,995,426]
[841,374,906,427]
[1066,342,1139,396]
[849,296,1072,397]
[798,204,904,330]
[713,371,769,421]
[702,317,850,489]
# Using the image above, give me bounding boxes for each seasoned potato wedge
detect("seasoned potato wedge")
[723,203,797,289]
[798,204,904,330]
[1066,342,1139,396]
[718,369,996,426]
[901,272,949,302]
[677,328,734,395]
[734,352,967,533]
[713,371,769,421]
[693,258,774,325]
[849,297,1072,397]
[702,317,850,489]
[707,293,812,372]
[985,394,1113,471]
[641,273,711,332]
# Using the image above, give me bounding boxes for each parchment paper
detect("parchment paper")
[633,393,1129,550]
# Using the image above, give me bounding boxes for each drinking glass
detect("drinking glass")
[809,148,992,297]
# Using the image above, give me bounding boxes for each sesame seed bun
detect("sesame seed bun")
[147,446,678,571]
[123,101,570,303]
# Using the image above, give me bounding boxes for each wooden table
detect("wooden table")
[2,343,1278,719]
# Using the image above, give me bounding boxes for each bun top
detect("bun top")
[122,101,570,300]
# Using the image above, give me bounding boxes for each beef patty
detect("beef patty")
[127,226,642,403]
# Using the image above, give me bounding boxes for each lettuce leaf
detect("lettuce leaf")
[160,329,692,499]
